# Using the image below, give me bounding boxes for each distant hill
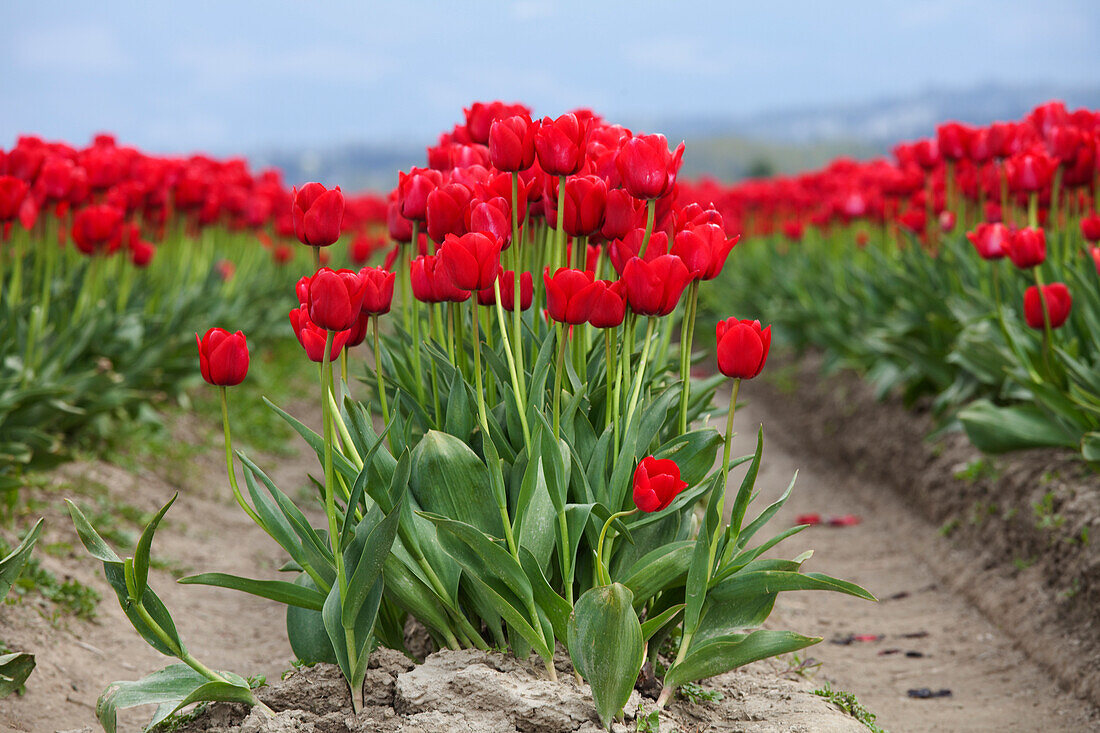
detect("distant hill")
[255,82,1100,190]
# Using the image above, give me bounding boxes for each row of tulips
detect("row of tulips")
[0,136,392,500]
[69,103,870,732]
[694,100,1100,463]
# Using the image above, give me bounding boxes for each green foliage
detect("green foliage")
[0,522,100,621]
[813,682,887,733]
[677,681,723,704]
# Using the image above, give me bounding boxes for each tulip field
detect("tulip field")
[0,99,1098,731]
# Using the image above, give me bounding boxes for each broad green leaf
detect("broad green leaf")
[0,518,43,600]
[287,575,338,665]
[132,494,177,602]
[651,428,723,487]
[664,629,819,689]
[342,496,402,628]
[640,603,684,642]
[410,431,501,536]
[518,546,571,646]
[621,540,693,602]
[423,513,533,608]
[568,583,643,729]
[97,663,208,733]
[959,399,1079,453]
[0,652,34,698]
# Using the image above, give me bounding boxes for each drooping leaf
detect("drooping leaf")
[568,583,643,729]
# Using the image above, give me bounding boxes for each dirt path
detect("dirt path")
[0,405,324,733]
[723,384,1099,732]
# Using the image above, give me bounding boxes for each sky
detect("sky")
[2,0,1099,154]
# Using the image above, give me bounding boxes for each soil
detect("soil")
[170,648,864,733]
[0,402,324,733]
[728,353,1100,731]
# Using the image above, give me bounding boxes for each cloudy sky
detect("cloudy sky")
[2,1,1098,153]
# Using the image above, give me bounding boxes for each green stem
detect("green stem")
[492,279,531,451]
[595,509,636,586]
[552,323,567,439]
[720,379,741,490]
[556,175,567,268]
[220,388,262,526]
[637,199,656,257]
[510,173,527,400]
[677,282,699,434]
[372,317,393,452]
[624,318,657,429]
[469,299,490,434]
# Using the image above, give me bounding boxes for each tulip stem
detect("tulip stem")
[427,305,443,425]
[492,279,531,451]
[638,199,656,258]
[552,323,567,439]
[469,300,490,436]
[595,509,636,587]
[624,318,657,430]
[407,225,426,405]
[219,387,262,526]
[372,316,393,452]
[556,175,567,268]
[510,172,527,400]
[1032,268,1055,380]
[677,281,700,434]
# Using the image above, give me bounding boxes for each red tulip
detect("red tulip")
[1005,149,1055,194]
[1006,227,1046,269]
[292,182,344,247]
[1080,214,1100,243]
[534,113,588,176]
[782,220,804,241]
[632,456,688,513]
[616,134,685,200]
[196,327,250,386]
[489,115,537,172]
[426,182,472,242]
[562,175,607,237]
[410,254,471,303]
[966,222,1010,260]
[71,204,124,255]
[290,305,351,362]
[387,199,414,243]
[358,266,396,315]
[468,196,512,247]
[398,167,443,222]
[438,231,502,291]
[601,188,646,241]
[37,157,77,201]
[0,176,28,222]
[608,228,669,275]
[273,244,293,265]
[306,267,368,331]
[621,255,692,316]
[1089,246,1100,276]
[936,123,972,162]
[465,101,529,145]
[715,318,771,379]
[477,269,533,310]
[1023,283,1072,329]
[543,267,601,324]
[672,223,739,280]
[587,280,626,329]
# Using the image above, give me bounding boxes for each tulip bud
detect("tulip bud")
[398,168,443,222]
[290,305,352,362]
[410,254,471,303]
[543,267,601,325]
[632,456,687,513]
[715,318,771,380]
[672,223,739,280]
[292,183,344,247]
[438,232,502,292]
[0,176,28,222]
[196,327,250,387]
[426,182,472,243]
[468,196,512,247]
[966,223,1009,260]
[587,280,626,329]
[71,204,124,255]
[307,267,369,331]
[562,175,607,237]
[1080,214,1100,243]
[616,134,685,200]
[1006,227,1046,269]
[534,113,588,177]
[1023,283,1072,329]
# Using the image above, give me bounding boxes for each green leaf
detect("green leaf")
[178,573,325,611]
[97,663,209,733]
[0,652,35,698]
[621,540,693,602]
[411,431,502,536]
[343,497,402,628]
[423,513,533,608]
[959,399,1079,453]
[568,583,643,729]
[1082,432,1100,462]
[518,546,571,646]
[132,494,177,602]
[727,427,763,541]
[664,629,819,689]
[286,575,338,665]
[640,603,684,642]
[652,428,723,487]
[0,518,43,600]
[444,367,475,439]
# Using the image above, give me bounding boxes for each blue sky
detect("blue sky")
[2,1,1098,153]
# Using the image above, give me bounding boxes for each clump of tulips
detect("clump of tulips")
[694,100,1100,464]
[71,103,871,731]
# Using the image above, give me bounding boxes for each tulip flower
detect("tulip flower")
[410,254,471,303]
[586,280,626,329]
[290,305,352,362]
[398,168,443,222]
[358,266,396,315]
[1023,283,1072,329]
[608,229,669,275]
[1006,227,1046,269]
[489,115,537,172]
[715,318,771,380]
[477,269,533,311]
[601,188,646,241]
[1089,246,1100,276]
[292,183,344,247]
[534,113,588,176]
[966,222,1010,260]
[1081,215,1100,243]
[0,176,28,222]
[543,267,601,324]
[467,196,512,247]
[562,175,607,238]
[616,134,685,200]
[196,327,250,387]
[672,223,740,280]
[632,457,688,513]
[621,255,692,317]
[71,204,124,255]
[426,182,472,242]
[438,232,502,291]
[306,267,369,331]
[1005,149,1055,194]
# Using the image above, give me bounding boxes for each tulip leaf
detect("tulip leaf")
[422,513,533,608]
[132,494,177,602]
[640,603,684,642]
[410,430,501,536]
[178,572,326,611]
[663,629,820,690]
[734,472,797,553]
[727,426,763,543]
[518,546,572,646]
[286,575,338,665]
[0,517,43,600]
[652,428,723,487]
[621,540,694,602]
[0,652,35,698]
[568,583,643,729]
[444,367,475,440]
[97,663,210,733]
[342,494,402,628]
[959,399,1079,453]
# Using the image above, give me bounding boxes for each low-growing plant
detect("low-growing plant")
[813,682,887,733]
[0,518,43,697]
